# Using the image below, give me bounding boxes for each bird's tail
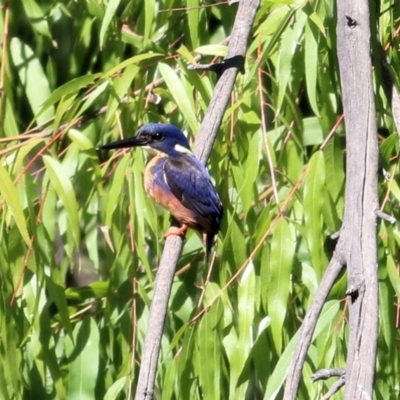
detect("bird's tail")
[204,233,215,261]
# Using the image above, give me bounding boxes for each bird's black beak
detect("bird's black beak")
[97,136,148,150]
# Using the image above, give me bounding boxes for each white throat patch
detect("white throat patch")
[174,144,193,155]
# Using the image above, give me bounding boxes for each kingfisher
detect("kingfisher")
[98,123,223,256]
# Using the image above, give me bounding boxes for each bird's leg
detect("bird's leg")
[164,224,188,238]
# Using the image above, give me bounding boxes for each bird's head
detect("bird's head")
[98,123,193,157]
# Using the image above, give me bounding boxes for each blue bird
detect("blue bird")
[99,123,223,255]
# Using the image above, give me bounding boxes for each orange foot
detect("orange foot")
[164,224,188,238]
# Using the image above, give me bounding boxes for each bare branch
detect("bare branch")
[337,0,379,397]
[188,55,245,77]
[283,252,345,399]
[375,209,396,224]
[319,375,346,400]
[312,368,345,382]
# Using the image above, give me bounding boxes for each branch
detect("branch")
[312,368,346,382]
[319,375,346,400]
[187,55,244,76]
[134,1,260,399]
[375,209,396,224]
[337,0,379,398]
[283,250,345,399]
[313,368,346,400]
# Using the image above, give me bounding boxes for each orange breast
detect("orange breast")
[144,156,201,230]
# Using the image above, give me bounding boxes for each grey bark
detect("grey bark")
[337,1,379,397]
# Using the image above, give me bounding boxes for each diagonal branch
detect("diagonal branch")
[134,1,260,399]
[283,250,345,399]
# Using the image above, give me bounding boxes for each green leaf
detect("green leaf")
[162,355,177,400]
[105,53,162,77]
[250,5,295,60]
[78,80,110,118]
[65,282,109,301]
[104,377,127,400]
[3,98,19,137]
[224,211,247,269]
[22,0,52,39]
[43,156,80,245]
[0,302,22,397]
[177,45,197,64]
[303,151,327,279]
[68,129,95,151]
[268,218,295,354]
[241,131,261,214]
[197,301,223,399]
[187,0,199,48]
[305,22,320,117]
[0,164,30,246]
[144,0,155,44]
[9,38,55,125]
[378,274,394,351]
[238,262,256,346]
[105,64,139,122]
[195,44,228,57]
[104,156,130,227]
[39,74,100,117]
[303,117,324,146]
[99,0,121,48]
[45,268,74,339]
[128,156,155,275]
[264,300,340,400]
[323,138,345,203]
[158,62,199,133]
[281,138,303,184]
[66,318,100,400]
[276,9,307,112]
[386,252,400,300]
[225,262,255,399]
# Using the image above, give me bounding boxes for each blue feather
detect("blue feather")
[163,154,223,234]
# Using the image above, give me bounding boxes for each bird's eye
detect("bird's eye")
[153,133,164,141]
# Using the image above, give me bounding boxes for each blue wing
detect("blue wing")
[163,154,223,234]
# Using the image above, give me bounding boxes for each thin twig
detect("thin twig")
[319,375,346,400]
[319,114,344,151]
[375,209,396,224]
[312,368,345,381]
[283,250,345,399]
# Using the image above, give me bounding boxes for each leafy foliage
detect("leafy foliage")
[0,0,399,399]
